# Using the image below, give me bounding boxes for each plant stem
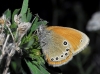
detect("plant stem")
[2,43,16,74]
[76,56,85,74]
[0,35,9,64]
[2,56,11,74]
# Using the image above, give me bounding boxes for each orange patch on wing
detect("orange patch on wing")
[45,49,73,66]
[47,26,82,52]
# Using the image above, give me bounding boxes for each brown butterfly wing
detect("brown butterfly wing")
[47,26,89,55]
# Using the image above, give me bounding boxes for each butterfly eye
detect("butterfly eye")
[66,49,69,51]
[65,53,68,55]
[56,57,58,60]
[61,55,63,57]
[80,39,82,42]
[51,58,54,61]
[63,40,68,46]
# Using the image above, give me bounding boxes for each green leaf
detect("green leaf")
[27,8,32,22]
[12,9,20,23]
[29,15,48,36]
[4,9,11,19]
[39,65,50,74]
[31,17,47,32]
[39,57,45,65]
[20,0,28,15]
[11,9,20,30]
[21,13,27,22]
[11,58,22,74]
[26,37,34,48]
[37,20,48,26]
[32,61,50,74]
[10,23,17,31]
[20,35,34,48]
[11,61,17,72]
[29,16,38,35]
[25,60,44,74]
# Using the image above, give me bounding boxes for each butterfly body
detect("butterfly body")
[37,25,89,67]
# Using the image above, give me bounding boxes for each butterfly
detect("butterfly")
[37,25,89,67]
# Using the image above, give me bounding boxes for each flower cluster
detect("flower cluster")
[0,13,32,64]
